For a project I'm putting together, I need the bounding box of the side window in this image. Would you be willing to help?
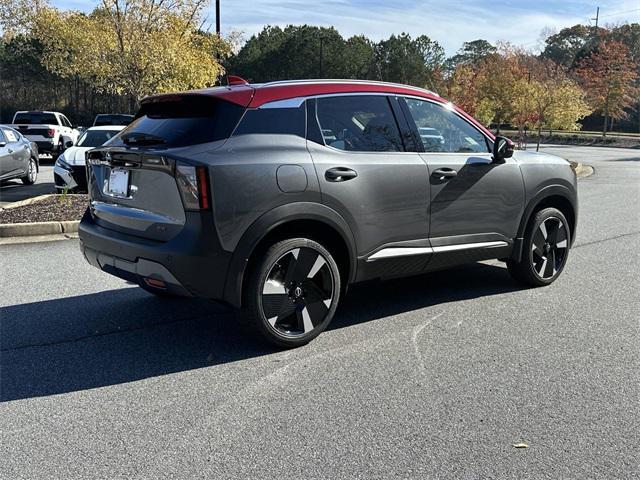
[3,129,18,143]
[61,115,72,128]
[403,98,489,154]
[0,130,6,143]
[233,103,305,138]
[315,95,404,152]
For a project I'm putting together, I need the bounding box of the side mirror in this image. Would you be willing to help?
[0,141,6,148]
[65,140,74,149]
[492,135,514,163]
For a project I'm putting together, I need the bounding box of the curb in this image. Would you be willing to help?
[0,194,58,211]
[0,220,79,238]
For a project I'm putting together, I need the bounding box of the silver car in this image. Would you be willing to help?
[0,126,39,185]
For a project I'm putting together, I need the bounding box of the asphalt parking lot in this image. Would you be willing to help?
[0,145,638,479]
[0,157,55,206]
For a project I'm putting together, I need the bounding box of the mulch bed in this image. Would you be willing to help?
[0,195,88,224]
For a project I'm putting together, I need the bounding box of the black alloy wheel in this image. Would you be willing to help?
[531,216,569,280]
[507,207,571,286]
[244,238,341,348]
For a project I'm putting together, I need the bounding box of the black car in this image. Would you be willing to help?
[0,126,39,185]
[79,79,577,348]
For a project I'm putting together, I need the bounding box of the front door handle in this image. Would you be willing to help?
[326,167,358,182]
[432,168,457,179]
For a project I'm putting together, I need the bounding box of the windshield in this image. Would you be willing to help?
[14,112,57,124]
[107,97,244,148]
[77,129,121,147]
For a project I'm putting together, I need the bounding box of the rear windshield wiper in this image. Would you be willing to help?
[122,133,166,146]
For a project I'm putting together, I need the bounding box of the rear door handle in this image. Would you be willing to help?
[432,168,457,179]
[326,167,357,182]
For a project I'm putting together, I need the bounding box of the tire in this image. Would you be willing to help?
[243,238,341,348]
[21,157,38,185]
[51,141,63,161]
[507,207,571,286]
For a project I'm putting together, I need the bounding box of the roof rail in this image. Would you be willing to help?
[260,79,439,97]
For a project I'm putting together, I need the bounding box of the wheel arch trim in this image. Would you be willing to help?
[222,202,357,308]
[512,184,578,262]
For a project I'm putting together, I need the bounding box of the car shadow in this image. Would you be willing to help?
[0,262,523,402]
[0,179,55,203]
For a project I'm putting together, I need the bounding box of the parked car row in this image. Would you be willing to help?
[1,110,134,190]
[54,125,125,191]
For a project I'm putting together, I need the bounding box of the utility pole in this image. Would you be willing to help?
[215,0,221,36]
[319,37,325,78]
[591,6,599,28]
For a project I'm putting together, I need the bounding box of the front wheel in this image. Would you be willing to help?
[21,157,38,185]
[507,207,571,286]
[243,238,341,348]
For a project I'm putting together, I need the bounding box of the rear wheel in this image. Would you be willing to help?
[21,157,38,185]
[507,207,570,286]
[243,238,341,348]
[51,141,64,161]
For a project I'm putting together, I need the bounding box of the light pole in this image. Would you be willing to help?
[215,0,220,37]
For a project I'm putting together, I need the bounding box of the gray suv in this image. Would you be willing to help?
[79,79,577,347]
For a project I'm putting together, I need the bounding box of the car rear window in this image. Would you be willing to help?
[13,112,58,124]
[107,97,244,148]
[94,115,134,126]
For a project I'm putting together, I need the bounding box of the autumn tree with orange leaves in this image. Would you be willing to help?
[574,40,639,138]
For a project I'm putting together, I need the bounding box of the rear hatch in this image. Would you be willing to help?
[86,93,246,242]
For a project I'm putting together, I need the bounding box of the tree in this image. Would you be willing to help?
[574,40,639,137]
[375,33,445,89]
[26,0,230,103]
[444,39,496,74]
[227,25,353,81]
[528,76,591,151]
[541,24,599,69]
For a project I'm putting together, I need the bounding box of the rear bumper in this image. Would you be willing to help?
[78,209,233,300]
[35,139,55,152]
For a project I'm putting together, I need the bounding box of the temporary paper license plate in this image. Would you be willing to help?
[107,168,129,196]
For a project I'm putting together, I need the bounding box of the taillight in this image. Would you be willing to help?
[176,163,210,210]
[47,128,55,138]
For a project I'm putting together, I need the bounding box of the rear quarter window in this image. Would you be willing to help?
[233,104,305,138]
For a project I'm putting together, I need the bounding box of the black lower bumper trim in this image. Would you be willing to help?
[82,245,192,297]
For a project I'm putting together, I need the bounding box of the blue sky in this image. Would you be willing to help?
[50,0,640,54]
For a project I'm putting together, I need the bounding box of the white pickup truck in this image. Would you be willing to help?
[9,111,80,159]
